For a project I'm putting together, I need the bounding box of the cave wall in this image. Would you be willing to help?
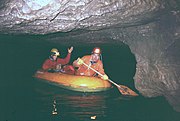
[0,0,165,34]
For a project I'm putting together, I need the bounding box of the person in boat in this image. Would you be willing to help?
[73,47,109,80]
[42,47,75,74]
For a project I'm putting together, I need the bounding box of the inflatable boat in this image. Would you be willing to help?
[34,70,112,92]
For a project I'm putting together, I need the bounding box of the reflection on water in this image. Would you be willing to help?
[35,85,110,121]
[52,100,57,115]
[57,94,107,120]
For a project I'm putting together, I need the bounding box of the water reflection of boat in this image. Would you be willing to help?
[34,70,112,92]
[54,93,108,120]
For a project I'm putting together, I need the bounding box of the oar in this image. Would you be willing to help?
[81,61,138,96]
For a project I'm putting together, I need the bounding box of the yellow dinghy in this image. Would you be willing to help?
[34,70,112,92]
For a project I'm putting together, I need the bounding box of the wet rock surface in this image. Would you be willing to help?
[0,0,165,34]
[0,0,180,111]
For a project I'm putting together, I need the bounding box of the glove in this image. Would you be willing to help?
[77,58,84,65]
[101,75,108,80]
[68,46,73,53]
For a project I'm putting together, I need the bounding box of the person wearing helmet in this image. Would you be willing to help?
[42,47,75,74]
[73,47,108,80]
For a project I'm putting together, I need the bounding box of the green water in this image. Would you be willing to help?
[0,34,179,121]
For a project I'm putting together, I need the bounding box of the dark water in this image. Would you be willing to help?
[0,34,180,121]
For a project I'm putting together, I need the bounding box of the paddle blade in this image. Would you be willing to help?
[118,85,138,96]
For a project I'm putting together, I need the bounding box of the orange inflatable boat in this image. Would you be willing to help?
[34,70,112,92]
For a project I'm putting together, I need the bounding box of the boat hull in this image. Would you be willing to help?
[34,70,112,92]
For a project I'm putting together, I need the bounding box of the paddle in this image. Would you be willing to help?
[79,59,138,96]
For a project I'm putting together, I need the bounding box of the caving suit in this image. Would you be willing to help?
[73,55,105,77]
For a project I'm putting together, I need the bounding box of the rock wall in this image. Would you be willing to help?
[0,0,164,34]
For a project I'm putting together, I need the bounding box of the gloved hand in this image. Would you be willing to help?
[101,74,108,80]
[68,46,73,53]
[77,58,84,65]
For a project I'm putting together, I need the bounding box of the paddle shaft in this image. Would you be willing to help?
[82,62,124,90]
[81,61,138,96]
